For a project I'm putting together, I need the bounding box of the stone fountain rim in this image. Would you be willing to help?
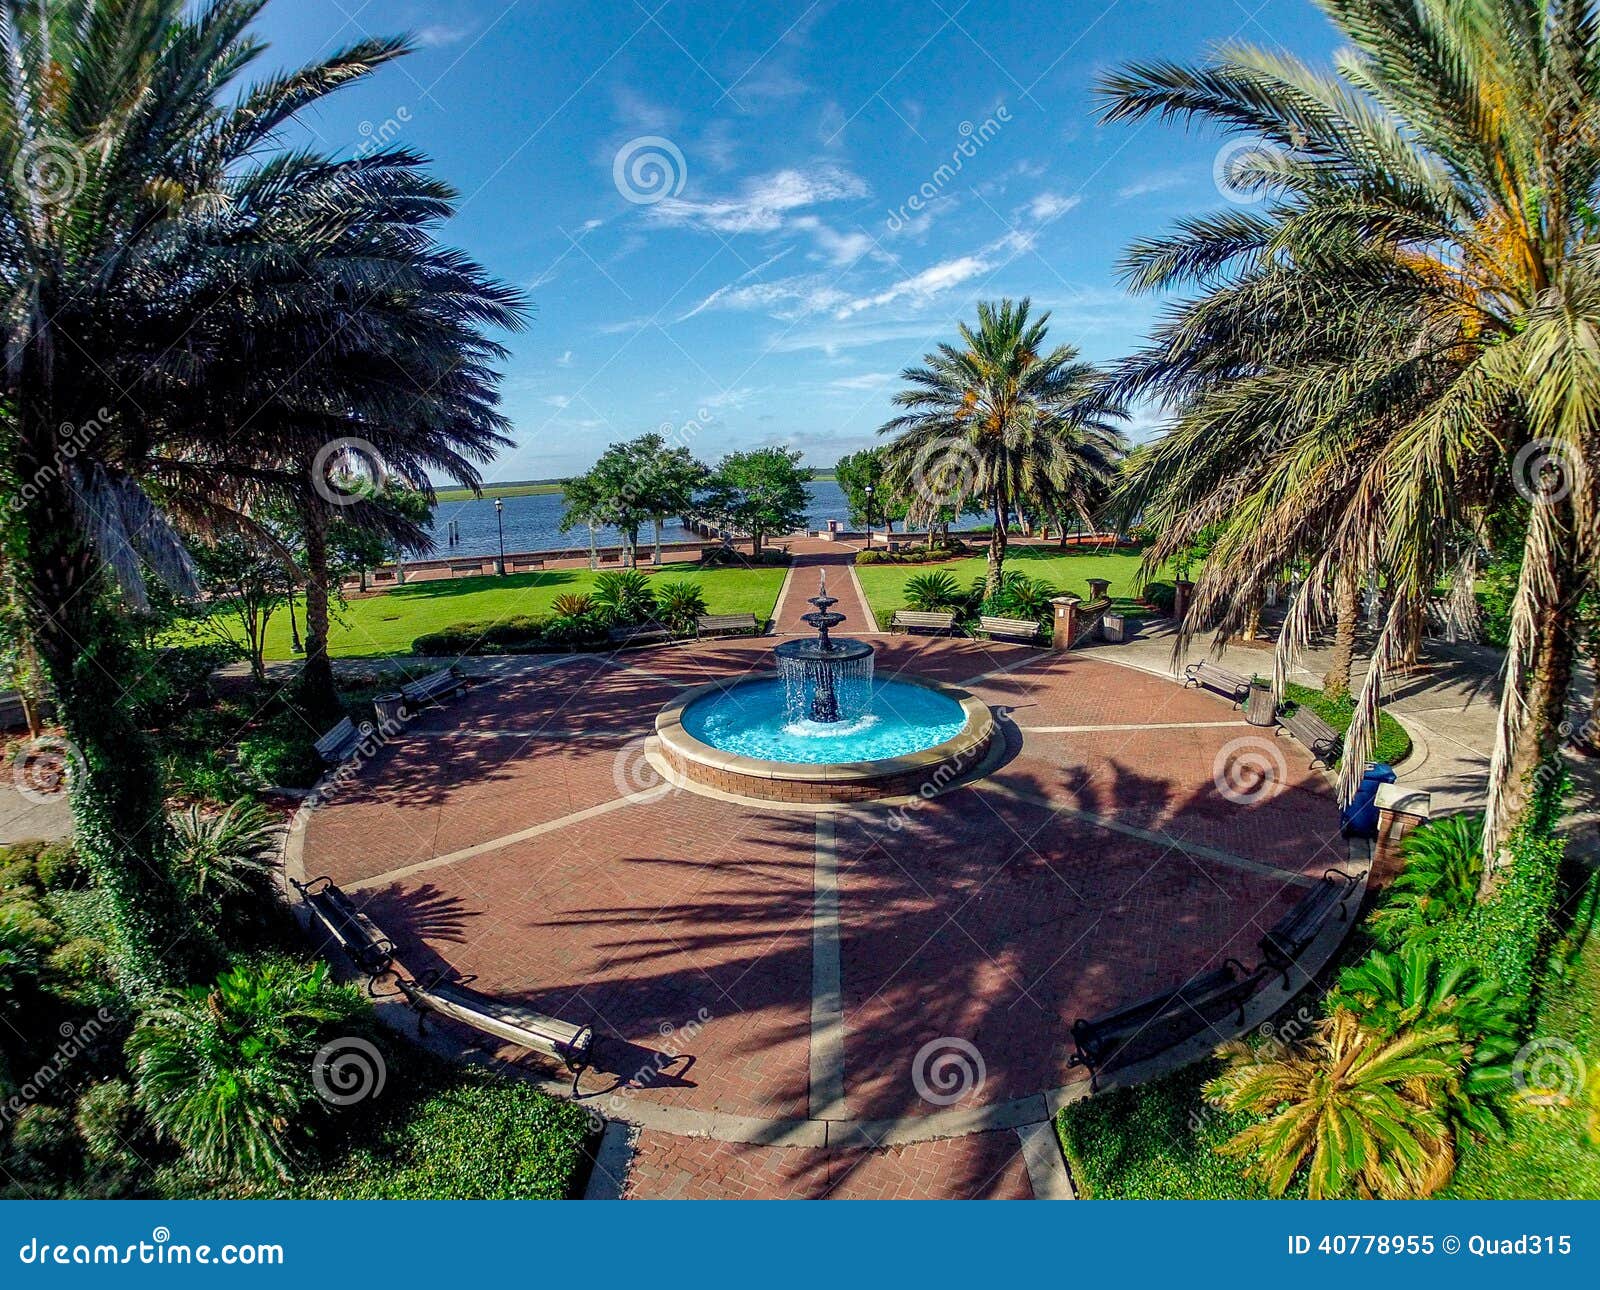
[654,670,995,785]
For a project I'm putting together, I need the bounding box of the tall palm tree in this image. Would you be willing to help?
[1206,1011,1461,1198]
[879,299,1128,597]
[1099,0,1600,873]
[0,0,519,989]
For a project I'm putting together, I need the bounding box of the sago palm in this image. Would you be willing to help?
[1206,1010,1461,1198]
[1099,0,1600,874]
[879,299,1128,597]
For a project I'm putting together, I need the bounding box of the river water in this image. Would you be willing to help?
[425,480,977,559]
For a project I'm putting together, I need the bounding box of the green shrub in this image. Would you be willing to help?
[1142,580,1176,612]
[168,799,278,934]
[6,1105,80,1184]
[550,592,595,619]
[903,571,961,611]
[74,1080,148,1166]
[983,571,1057,620]
[235,731,322,789]
[854,550,882,564]
[127,957,373,1181]
[591,570,656,624]
[653,580,708,633]
[33,842,85,891]
[1368,813,1483,948]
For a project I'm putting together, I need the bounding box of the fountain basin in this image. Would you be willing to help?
[655,672,995,804]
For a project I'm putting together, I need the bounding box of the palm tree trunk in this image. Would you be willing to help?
[653,515,663,567]
[298,502,341,719]
[17,404,216,991]
[1324,566,1359,698]
[1481,549,1583,880]
[985,493,1009,598]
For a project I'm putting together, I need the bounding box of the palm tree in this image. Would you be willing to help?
[0,1,517,988]
[879,299,1128,598]
[1206,1010,1461,1198]
[1099,0,1600,873]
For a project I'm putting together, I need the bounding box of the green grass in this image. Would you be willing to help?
[1281,681,1414,768]
[432,479,567,502]
[253,565,787,659]
[854,547,1150,627]
[1056,1061,1287,1199]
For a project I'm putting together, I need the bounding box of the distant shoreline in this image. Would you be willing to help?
[433,469,837,504]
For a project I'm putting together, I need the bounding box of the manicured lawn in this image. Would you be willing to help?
[853,547,1150,627]
[257,565,787,659]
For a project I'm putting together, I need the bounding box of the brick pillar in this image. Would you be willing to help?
[1172,579,1194,621]
[1049,595,1082,650]
[1374,784,1431,869]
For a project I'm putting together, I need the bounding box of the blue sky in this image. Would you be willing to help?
[257,0,1340,480]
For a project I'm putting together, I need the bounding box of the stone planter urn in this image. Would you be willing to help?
[1171,579,1195,621]
[1086,577,1111,603]
[1245,679,1276,728]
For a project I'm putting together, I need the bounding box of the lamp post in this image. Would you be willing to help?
[863,482,874,549]
[495,497,506,575]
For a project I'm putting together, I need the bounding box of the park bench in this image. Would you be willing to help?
[1183,660,1252,707]
[400,665,469,715]
[398,971,594,1085]
[1277,704,1344,768]
[290,876,396,977]
[697,612,761,638]
[448,560,485,578]
[890,610,957,635]
[978,615,1042,644]
[371,569,397,584]
[1259,869,1364,987]
[607,621,673,648]
[507,557,544,574]
[1067,959,1266,1090]
[313,716,367,766]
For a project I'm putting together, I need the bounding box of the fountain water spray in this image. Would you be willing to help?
[772,571,875,724]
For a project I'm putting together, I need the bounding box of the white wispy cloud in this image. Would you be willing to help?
[682,275,850,322]
[1116,169,1190,200]
[649,164,868,235]
[828,372,896,390]
[553,350,574,367]
[1026,191,1081,222]
[415,24,472,48]
[834,255,989,319]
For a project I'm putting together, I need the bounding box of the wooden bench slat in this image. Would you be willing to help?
[978,615,1041,642]
[401,976,593,1072]
[891,610,957,634]
[400,666,468,710]
[1184,660,1251,705]
[313,717,363,765]
[1278,706,1343,767]
[696,613,760,638]
[292,877,395,976]
[1260,869,1362,986]
[608,622,672,645]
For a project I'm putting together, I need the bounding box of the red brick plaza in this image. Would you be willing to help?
[298,551,1349,1199]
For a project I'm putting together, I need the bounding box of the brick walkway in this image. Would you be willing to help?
[297,573,1348,1199]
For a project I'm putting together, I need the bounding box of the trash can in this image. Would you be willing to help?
[1341,762,1397,837]
[1245,679,1276,727]
[1101,612,1126,643]
[373,691,406,730]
